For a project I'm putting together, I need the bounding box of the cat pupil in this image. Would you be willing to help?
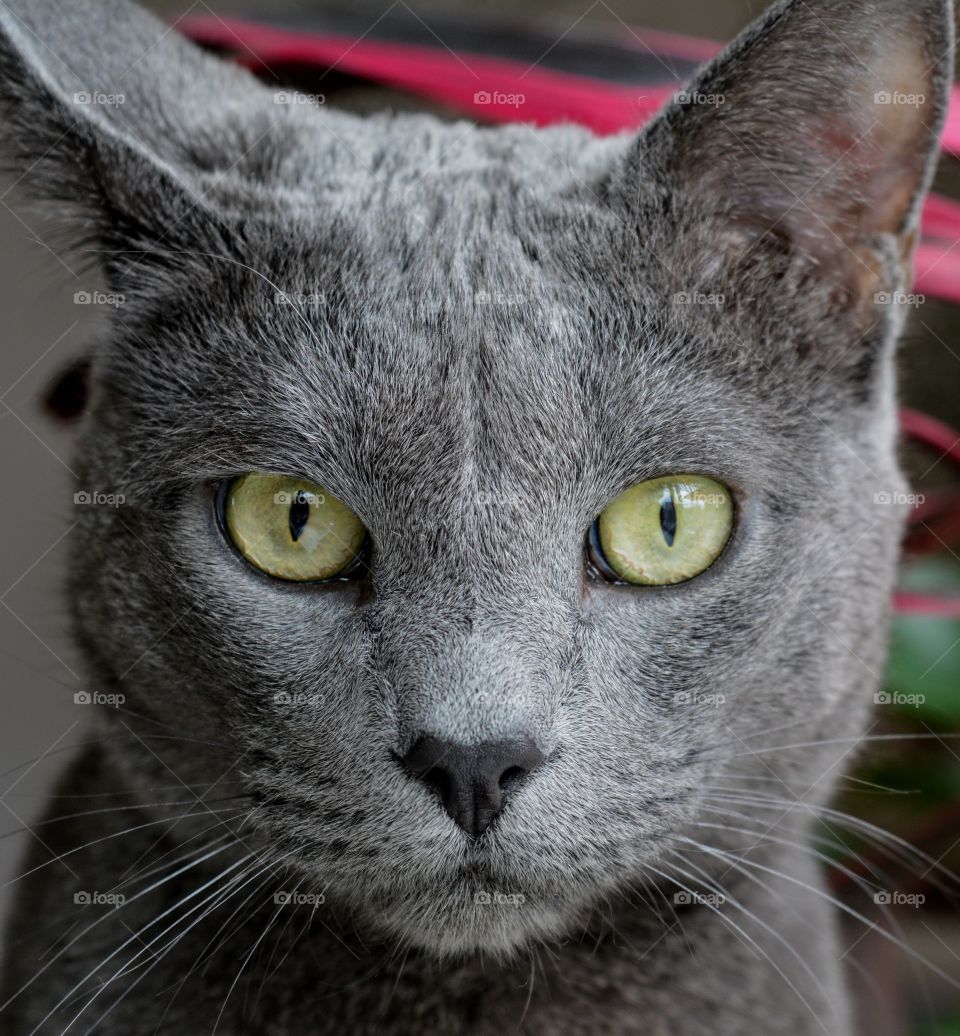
[659,491,677,547]
[289,491,311,542]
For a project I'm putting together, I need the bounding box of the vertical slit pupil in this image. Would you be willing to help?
[659,490,677,547]
[289,491,311,542]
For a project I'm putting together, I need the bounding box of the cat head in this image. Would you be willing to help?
[0,0,951,957]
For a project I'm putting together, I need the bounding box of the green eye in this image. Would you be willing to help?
[223,474,367,582]
[591,475,733,586]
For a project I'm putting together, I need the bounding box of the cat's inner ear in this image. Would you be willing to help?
[636,0,952,312]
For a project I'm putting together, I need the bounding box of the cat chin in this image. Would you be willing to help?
[358,893,586,960]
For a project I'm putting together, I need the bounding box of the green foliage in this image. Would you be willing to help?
[886,557,960,724]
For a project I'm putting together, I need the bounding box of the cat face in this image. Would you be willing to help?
[0,0,950,956]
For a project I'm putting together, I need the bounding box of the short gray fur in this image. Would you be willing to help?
[0,0,952,1032]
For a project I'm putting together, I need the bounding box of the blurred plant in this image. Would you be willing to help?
[827,413,960,1035]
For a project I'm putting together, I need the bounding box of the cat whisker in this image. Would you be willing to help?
[56,852,276,1032]
[0,794,253,845]
[0,838,245,1018]
[248,876,318,1019]
[0,807,252,892]
[618,866,689,940]
[699,731,960,760]
[0,827,246,956]
[673,830,960,992]
[642,858,833,1035]
[662,847,833,1004]
[667,834,938,1026]
[60,866,265,1027]
[693,797,903,888]
[672,810,929,991]
[212,871,305,1034]
[698,771,913,796]
[89,847,305,1035]
[192,862,297,983]
[109,812,260,898]
[676,824,937,1020]
[695,788,960,894]
[41,779,251,800]
[514,944,537,1034]
[0,729,247,790]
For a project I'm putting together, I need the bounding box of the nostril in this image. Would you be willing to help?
[498,766,526,792]
[421,767,451,805]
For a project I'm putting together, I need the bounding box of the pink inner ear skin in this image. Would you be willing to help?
[857,58,938,239]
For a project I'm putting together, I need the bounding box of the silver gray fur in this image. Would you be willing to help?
[0,0,952,1032]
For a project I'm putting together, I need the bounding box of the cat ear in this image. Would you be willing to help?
[628,0,953,319]
[0,0,296,283]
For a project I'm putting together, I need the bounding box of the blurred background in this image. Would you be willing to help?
[0,1,957,1033]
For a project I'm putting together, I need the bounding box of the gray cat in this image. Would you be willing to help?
[0,0,952,1032]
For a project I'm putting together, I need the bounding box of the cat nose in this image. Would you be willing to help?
[401,735,544,837]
